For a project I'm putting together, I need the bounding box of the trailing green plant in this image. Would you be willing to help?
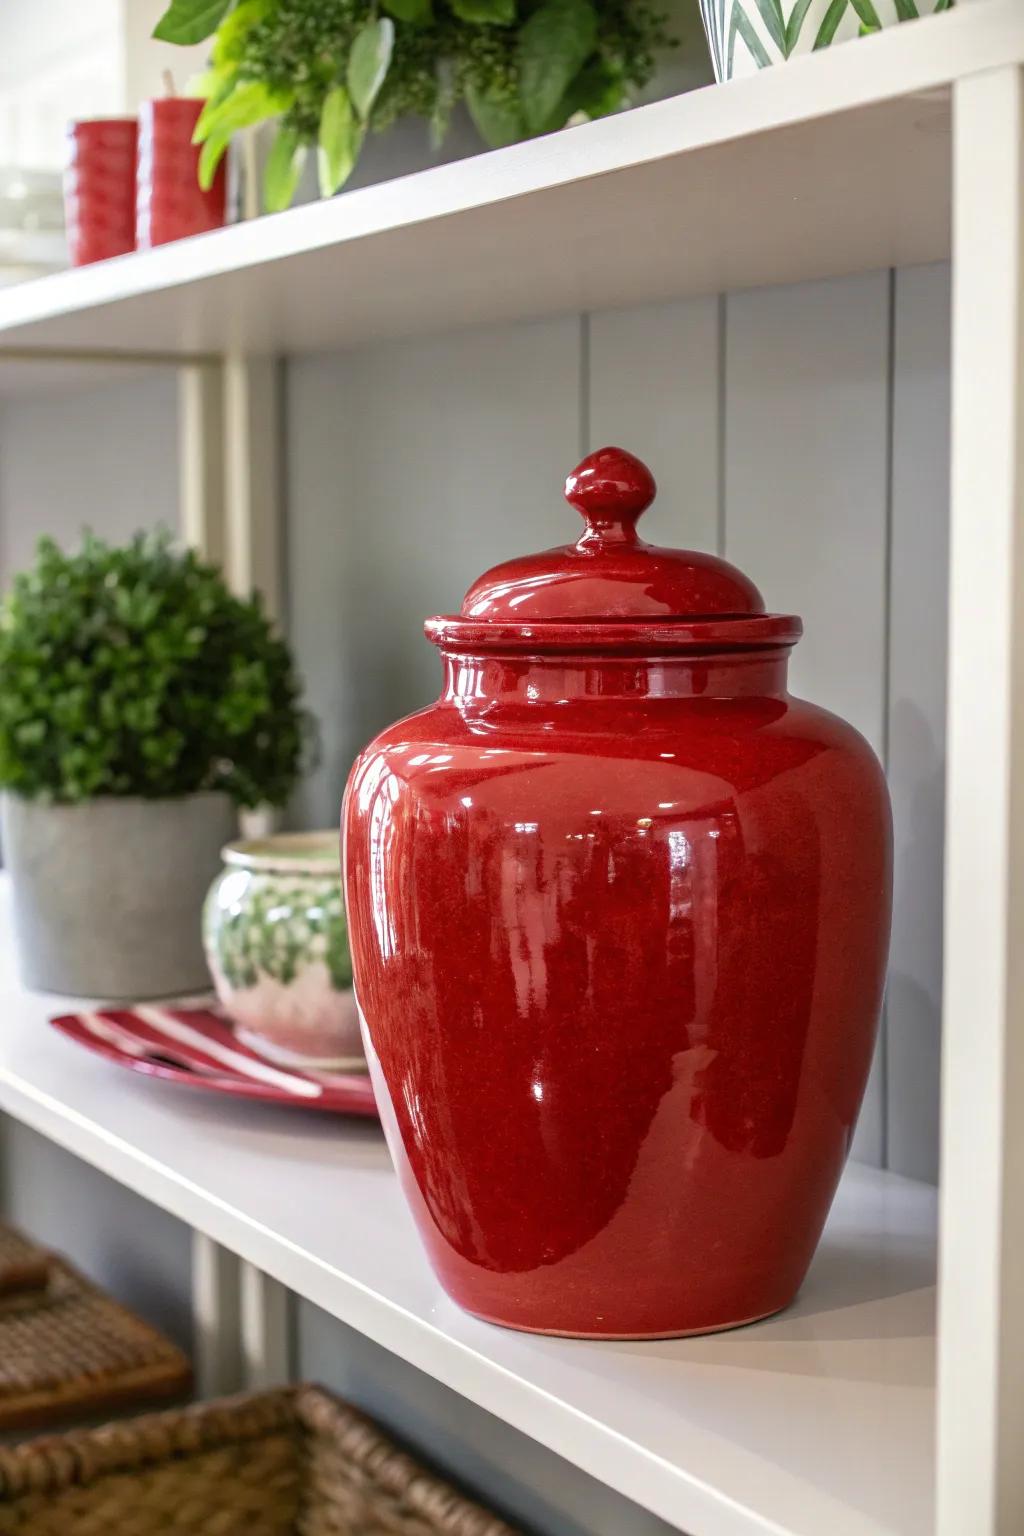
[153,0,675,210]
[0,531,310,808]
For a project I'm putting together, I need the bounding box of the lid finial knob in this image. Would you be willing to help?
[565,447,657,546]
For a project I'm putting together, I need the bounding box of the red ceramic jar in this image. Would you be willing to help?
[63,118,138,266]
[344,447,892,1338]
[136,98,226,249]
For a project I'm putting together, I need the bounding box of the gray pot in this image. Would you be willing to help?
[2,792,237,998]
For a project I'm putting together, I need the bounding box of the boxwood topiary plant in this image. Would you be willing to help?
[0,530,309,808]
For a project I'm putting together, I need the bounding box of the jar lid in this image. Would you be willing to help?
[427,447,800,654]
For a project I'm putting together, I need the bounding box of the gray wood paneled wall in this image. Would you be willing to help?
[287,262,951,1183]
[0,370,180,573]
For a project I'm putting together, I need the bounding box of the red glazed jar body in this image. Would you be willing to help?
[343,450,892,1338]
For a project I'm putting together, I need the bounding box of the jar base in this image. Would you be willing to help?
[460,1300,789,1341]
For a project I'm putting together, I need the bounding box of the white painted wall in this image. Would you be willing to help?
[0,0,209,171]
[0,0,119,170]
[118,0,211,109]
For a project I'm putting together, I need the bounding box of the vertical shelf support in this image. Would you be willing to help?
[178,361,226,567]
[939,63,1024,1536]
[180,352,284,851]
[223,354,284,622]
[239,1260,292,1389]
[180,353,287,1391]
[178,354,283,619]
[191,1240,292,1393]
[190,1232,244,1397]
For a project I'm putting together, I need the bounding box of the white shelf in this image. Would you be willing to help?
[0,883,935,1536]
[0,2,1018,369]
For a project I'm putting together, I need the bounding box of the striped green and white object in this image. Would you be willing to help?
[700,0,953,81]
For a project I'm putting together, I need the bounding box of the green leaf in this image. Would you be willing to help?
[813,0,849,47]
[198,130,231,190]
[263,127,307,212]
[347,18,394,122]
[532,58,614,134]
[451,0,515,21]
[211,0,269,63]
[558,57,625,123]
[194,78,291,192]
[430,59,456,149]
[519,0,597,135]
[466,82,525,148]
[193,80,286,144]
[752,0,787,54]
[152,0,233,46]
[892,0,919,16]
[318,85,360,196]
[784,0,816,54]
[382,0,433,23]
[849,0,882,27]
[728,5,772,69]
[185,68,227,98]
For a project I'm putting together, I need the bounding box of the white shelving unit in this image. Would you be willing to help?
[0,0,1005,366]
[0,881,937,1536]
[0,4,1021,1533]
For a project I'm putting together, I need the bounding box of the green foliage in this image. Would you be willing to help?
[157,0,674,204]
[382,0,434,24]
[193,79,289,187]
[263,125,307,210]
[318,83,360,193]
[0,531,310,809]
[348,18,395,121]
[519,0,597,133]
[450,0,515,23]
[154,0,234,44]
[465,79,523,145]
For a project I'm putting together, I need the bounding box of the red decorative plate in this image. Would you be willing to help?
[50,1004,378,1118]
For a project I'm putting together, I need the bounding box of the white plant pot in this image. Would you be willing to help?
[699,0,952,82]
[2,792,237,998]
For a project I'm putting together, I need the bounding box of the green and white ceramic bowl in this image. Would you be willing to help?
[700,0,951,81]
[202,832,364,1072]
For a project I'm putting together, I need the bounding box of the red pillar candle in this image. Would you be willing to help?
[63,118,138,266]
[136,98,227,249]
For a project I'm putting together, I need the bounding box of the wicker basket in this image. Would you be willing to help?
[0,1229,48,1300]
[0,1249,191,1433]
[0,1385,520,1535]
